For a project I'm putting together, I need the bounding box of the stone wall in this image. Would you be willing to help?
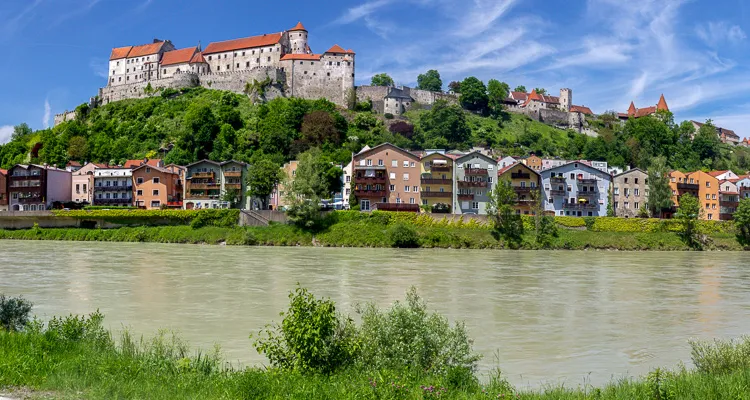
[53,111,77,127]
[98,73,200,104]
[405,88,458,106]
[198,67,284,93]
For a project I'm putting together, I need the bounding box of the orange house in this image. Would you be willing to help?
[132,164,183,209]
[523,154,543,172]
[668,171,699,209]
[687,171,720,221]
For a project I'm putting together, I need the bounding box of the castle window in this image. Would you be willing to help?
[118,77,121,82]
[337,62,340,66]
[256,58,260,63]
[327,72,330,77]
[246,62,250,67]
[311,62,314,65]
[242,51,245,56]
[163,69,166,74]
[234,53,237,57]
[223,54,227,59]
[299,61,303,65]
[236,63,240,68]
[226,64,230,70]
[117,61,120,66]
[260,49,263,53]
[127,76,129,80]
[267,57,271,62]
[111,78,114,82]
[126,68,129,73]
[252,50,255,54]
[304,71,308,74]
[217,66,220,71]
[208,56,212,60]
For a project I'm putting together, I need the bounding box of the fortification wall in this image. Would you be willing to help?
[53,111,76,127]
[355,86,389,107]
[197,67,284,93]
[98,73,199,104]
[407,88,458,105]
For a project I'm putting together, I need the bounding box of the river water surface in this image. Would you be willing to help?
[1,240,749,387]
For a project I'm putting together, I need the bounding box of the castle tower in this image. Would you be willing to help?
[656,94,669,111]
[559,88,572,112]
[289,22,308,54]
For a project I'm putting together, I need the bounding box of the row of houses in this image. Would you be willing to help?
[0,159,257,211]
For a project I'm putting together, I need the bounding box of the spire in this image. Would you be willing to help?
[289,21,307,32]
[628,101,636,116]
[656,94,669,111]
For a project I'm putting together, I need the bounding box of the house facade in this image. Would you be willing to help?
[270,160,299,210]
[0,169,7,211]
[687,171,720,221]
[419,152,454,212]
[133,164,183,209]
[93,167,133,207]
[523,154,543,172]
[497,156,517,169]
[455,151,497,215]
[342,160,353,207]
[183,160,249,210]
[719,180,739,221]
[71,163,101,205]
[612,168,649,218]
[498,162,541,215]
[7,165,72,211]
[668,171,699,213]
[540,161,612,217]
[352,143,421,212]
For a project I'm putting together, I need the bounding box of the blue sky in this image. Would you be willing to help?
[1,0,749,143]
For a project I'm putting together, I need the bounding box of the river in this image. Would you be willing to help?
[1,240,749,387]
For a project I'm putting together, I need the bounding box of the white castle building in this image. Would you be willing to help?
[101,22,356,107]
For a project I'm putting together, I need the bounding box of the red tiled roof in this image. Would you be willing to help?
[289,21,307,32]
[280,53,322,61]
[110,46,133,60]
[496,163,518,176]
[190,52,206,64]
[346,49,355,54]
[129,41,168,58]
[656,94,669,111]
[124,159,162,169]
[523,91,560,107]
[707,170,729,177]
[510,92,528,101]
[0,169,7,176]
[203,32,283,55]
[66,161,82,167]
[160,47,197,66]
[325,44,347,54]
[570,105,594,115]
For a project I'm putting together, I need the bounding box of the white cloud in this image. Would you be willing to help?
[0,126,13,144]
[334,0,394,24]
[2,0,44,36]
[696,21,747,47]
[89,58,108,79]
[43,99,51,129]
[452,0,517,37]
[52,0,100,28]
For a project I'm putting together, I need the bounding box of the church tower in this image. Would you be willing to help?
[289,22,309,54]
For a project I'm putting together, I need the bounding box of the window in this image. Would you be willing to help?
[410,162,415,168]
[151,201,161,208]
[345,176,351,183]
[624,201,629,209]
[83,184,87,193]
[152,190,159,196]
[396,198,401,204]
[76,184,80,193]
[712,194,716,200]
[403,173,409,181]
[366,159,372,166]
[237,63,240,68]
[624,178,628,184]
[389,172,396,179]
[471,202,479,209]
[136,177,144,184]
[614,187,619,195]
[391,160,398,167]
[405,186,410,192]
[153,177,160,184]
[708,213,713,220]
[246,62,250,67]
[413,186,418,192]
[409,198,415,204]
[488,177,493,183]
[217,66,220,71]
[378,159,384,166]
[403,161,409,168]
[634,202,639,209]
[267,57,271,62]
[706,194,710,200]
[635,178,639,184]
[389,184,395,191]
[706,181,711,187]
[570,173,575,179]
[634,188,640,196]
[136,190,143,196]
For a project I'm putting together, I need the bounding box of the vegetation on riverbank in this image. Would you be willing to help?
[2,290,750,399]
[0,210,745,250]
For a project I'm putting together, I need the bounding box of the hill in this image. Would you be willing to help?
[1,87,748,173]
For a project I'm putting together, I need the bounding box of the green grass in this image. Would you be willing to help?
[3,322,750,399]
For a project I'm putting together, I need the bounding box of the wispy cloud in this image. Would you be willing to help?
[2,0,44,36]
[43,99,51,129]
[334,0,394,24]
[135,0,155,13]
[696,21,747,47]
[453,0,517,38]
[0,126,13,144]
[89,58,108,79]
[51,0,100,28]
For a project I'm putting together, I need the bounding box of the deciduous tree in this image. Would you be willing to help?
[675,193,703,249]
[647,156,673,218]
[513,85,526,93]
[487,179,524,248]
[416,69,443,92]
[370,73,394,87]
[735,198,750,247]
[458,77,488,112]
[487,79,510,114]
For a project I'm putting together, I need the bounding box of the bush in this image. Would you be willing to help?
[690,336,750,374]
[357,287,481,378]
[384,113,394,119]
[45,310,110,347]
[0,294,33,332]
[389,223,420,248]
[252,287,358,374]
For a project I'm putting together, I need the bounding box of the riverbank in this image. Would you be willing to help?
[0,219,743,250]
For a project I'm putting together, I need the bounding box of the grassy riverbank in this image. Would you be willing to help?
[2,291,750,400]
[0,214,743,250]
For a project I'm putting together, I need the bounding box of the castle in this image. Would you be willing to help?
[99,22,356,107]
[503,88,597,136]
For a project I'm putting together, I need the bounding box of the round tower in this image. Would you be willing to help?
[289,22,308,54]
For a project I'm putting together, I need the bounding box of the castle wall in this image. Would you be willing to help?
[53,111,77,127]
[406,88,458,106]
[283,54,354,107]
[98,73,199,104]
[198,67,284,93]
[355,86,389,113]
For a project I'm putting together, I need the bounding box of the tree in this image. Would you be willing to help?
[647,156,673,218]
[735,198,750,247]
[11,123,33,142]
[0,294,33,332]
[370,73,394,87]
[534,88,547,95]
[417,100,471,149]
[487,179,524,247]
[675,193,703,249]
[222,188,240,208]
[531,190,557,247]
[513,85,526,93]
[458,77,488,112]
[285,148,341,229]
[181,104,219,161]
[247,157,284,210]
[300,111,345,149]
[448,81,461,93]
[67,136,88,161]
[487,79,510,115]
[692,120,721,165]
[416,69,442,92]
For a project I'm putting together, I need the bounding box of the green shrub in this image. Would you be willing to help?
[690,336,750,374]
[389,223,420,248]
[0,294,33,332]
[583,217,596,230]
[357,287,481,378]
[46,310,110,347]
[252,287,359,374]
[384,113,394,119]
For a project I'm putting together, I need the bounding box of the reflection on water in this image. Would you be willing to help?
[1,241,749,387]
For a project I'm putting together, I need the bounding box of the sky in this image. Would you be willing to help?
[1,0,749,144]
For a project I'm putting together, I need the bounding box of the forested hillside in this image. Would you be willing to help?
[1,87,748,173]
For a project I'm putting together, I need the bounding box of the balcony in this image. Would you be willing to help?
[430,165,451,172]
[458,180,488,188]
[191,171,215,179]
[549,189,566,196]
[16,197,42,204]
[167,201,183,207]
[421,178,452,185]
[511,172,531,179]
[458,194,474,201]
[550,176,566,183]
[94,185,133,192]
[513,187,536,194]
[563,202,598,210]
[577,178,598,184]
[464,168,488,175]
[577,190,598,197]
[10,174,42,180]
[188,183,220,190]
[187,194,221,200]
[356,175,387,184]
[375,203,420,212]
[223,171,242,178]
[224,183,242,190]
[677,182,700,191]
[422,191,452,198]
[354,189,386,198]
[354,165,387,170]
[95,198,133,205]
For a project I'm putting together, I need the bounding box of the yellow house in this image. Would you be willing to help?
[420,152,454,212]
[498,162,541,215]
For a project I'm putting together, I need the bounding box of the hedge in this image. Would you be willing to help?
[51,209,240,227]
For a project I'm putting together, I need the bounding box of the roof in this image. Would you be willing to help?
[190,52,206,64]
[66,161,82,167]
[622,96,669,118]
[456,150,497,164]
[543,160,612,178]
[203,32,283,55]
[496,163,517,176]
[325,44,346,53]
[613,167,646,178]
[707,170,729,177]
[509,92,528,102]
[691,121,740,139]
[280,53,322,61]
[570,105,594,115]
[289,21,307,32]
[385,87,412,100]
[128,41,169,58]
[131,163,178,174]
[522,91,560,107]
[160,47,197,66]
[0,169,7,176]
[656,94,669,111]
[110,46,133,60]
[124,159,162,169]
[354,143,419,161]
[186,159,221,168]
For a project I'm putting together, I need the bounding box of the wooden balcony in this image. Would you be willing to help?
[513,187,535,194]
[550,176,566,183]
[421,178,452,185]
[464,168,488,175]
[188,183,220,190]
[355,189,386,198]
[191,171,215,179]
[224,183,242,190]
[549,189,566,196]
[458,180,488,188]
[457,194,474,200]
[677,182,699,191]
[430,165,451,172]
[223,171,242,178]
[511,172,531,179]
[357,175,387,184]
[577,178,598,184]
[422,191,452,198]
